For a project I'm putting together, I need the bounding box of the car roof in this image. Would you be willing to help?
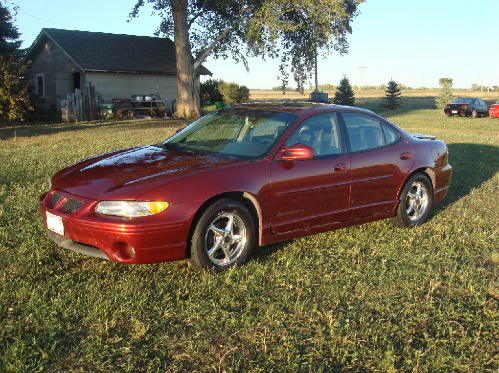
[228,101,378,118]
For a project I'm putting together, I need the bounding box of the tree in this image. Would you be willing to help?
[332,75,355,106]
[131,0,364,118]
[0,3,31,125]
[218,81,250,103]
[0,3,22,57]
[435,78,455,109]
[383,79,402,110]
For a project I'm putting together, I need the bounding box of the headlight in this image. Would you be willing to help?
[95,201,169,217]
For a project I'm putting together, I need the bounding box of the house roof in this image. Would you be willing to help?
[26,28,211,76]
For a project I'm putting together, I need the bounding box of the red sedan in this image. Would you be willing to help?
[489,101,499,118]
[40,103,452,272]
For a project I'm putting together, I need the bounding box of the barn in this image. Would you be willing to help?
[26,28,211,117]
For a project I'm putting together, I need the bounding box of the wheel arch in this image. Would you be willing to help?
[184,191,262,258]
[398,167,435,199]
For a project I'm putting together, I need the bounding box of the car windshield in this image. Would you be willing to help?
[162,107,298,160]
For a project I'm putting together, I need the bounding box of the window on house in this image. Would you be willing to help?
[36,73,45,98]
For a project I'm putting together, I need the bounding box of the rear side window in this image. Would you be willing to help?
[341,113,401,152]
[381,121,400,145]
[342,113,385,152]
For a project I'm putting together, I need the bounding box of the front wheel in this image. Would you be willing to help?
[471,109,478,118]
[390,173,433,227]
[189,199,255,272]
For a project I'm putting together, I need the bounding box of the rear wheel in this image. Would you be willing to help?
[390,173,433,227]
[189,199,255,272]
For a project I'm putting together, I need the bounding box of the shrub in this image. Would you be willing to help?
[218,82,250,104]
[200,79,224,104]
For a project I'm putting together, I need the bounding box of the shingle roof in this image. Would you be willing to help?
[26,28,211,75]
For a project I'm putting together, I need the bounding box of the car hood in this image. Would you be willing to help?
[52,145,238,200]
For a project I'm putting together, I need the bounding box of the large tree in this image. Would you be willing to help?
[131,0,364,118]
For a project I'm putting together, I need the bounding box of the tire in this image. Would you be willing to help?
[445,111,453,117]
[189,199,255,272]
[471,109,478,118]
[390,173,433,227]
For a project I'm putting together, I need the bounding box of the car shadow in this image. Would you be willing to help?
[434,143,499,210]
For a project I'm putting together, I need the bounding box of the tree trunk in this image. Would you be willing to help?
[171,0,201,118]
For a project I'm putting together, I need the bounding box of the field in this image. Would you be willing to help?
[1,94,499,372]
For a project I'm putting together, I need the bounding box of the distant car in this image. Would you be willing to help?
[489,101,499,118]
[39,103,452,272]
[444,97,489,118]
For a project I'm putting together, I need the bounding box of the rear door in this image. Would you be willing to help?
[340,112,414,219]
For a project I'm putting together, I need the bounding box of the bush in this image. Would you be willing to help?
[0,55,32,125]
[200,79,224,104]
[218,81,250,104]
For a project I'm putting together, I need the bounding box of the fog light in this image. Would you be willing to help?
[115,242,136,260]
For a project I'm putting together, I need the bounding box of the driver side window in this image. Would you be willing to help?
[285,113,344,157]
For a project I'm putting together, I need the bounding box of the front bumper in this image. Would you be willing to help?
[39,189,192,264]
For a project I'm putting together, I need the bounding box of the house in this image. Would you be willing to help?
[26,28,211,116]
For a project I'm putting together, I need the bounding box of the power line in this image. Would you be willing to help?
[357,64,367,89]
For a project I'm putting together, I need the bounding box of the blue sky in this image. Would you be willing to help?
[11,0,499,89]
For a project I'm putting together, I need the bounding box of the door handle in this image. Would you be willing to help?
[333,163,347,172]
[400,152,412,160]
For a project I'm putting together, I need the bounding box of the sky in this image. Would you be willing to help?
[9,0,499,90]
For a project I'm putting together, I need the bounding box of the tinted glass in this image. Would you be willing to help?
[163,108,298,160]
[286,112,343,157]
[381,121,400,145]
[342,113,385,152]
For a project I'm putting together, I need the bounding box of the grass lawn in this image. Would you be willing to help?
[1,96,498,372]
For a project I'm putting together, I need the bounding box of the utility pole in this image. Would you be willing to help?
[357,65,367,90]
[481,73,485,96]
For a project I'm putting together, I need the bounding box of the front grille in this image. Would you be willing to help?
[61,198,84,213]
[50,191,61,207]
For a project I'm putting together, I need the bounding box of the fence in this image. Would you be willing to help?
[61,84,98,122]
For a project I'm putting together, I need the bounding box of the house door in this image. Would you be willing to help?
[56,73,73,110]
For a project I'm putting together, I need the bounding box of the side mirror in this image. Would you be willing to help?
[275,143,315,161]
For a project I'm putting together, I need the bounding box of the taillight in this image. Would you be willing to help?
[445,104,450,108]
[461,105,468,109]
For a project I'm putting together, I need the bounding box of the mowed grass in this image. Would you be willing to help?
[1,97,498,372]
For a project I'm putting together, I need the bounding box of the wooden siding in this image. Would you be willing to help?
[85,72,178,112]
[27,41,81,114]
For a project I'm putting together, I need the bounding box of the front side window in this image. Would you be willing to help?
[285,112,344,157]
[36,73,45,98]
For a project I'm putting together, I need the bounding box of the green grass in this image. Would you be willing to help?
[1,101,498,372]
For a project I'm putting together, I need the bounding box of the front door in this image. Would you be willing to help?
[270,112,351,234]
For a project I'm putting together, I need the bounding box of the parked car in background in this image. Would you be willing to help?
[444,97,489,118]
[489,101,499,118]
[40,103,452,272]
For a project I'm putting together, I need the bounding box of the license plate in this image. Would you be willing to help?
[452,110,458,114]
[46,211,64,236]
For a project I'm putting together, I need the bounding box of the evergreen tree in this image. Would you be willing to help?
[0,3,22,56]
[332,75,355,106]
[435,78,455,109]
[0,3,31,125]
[383,79,402,110]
